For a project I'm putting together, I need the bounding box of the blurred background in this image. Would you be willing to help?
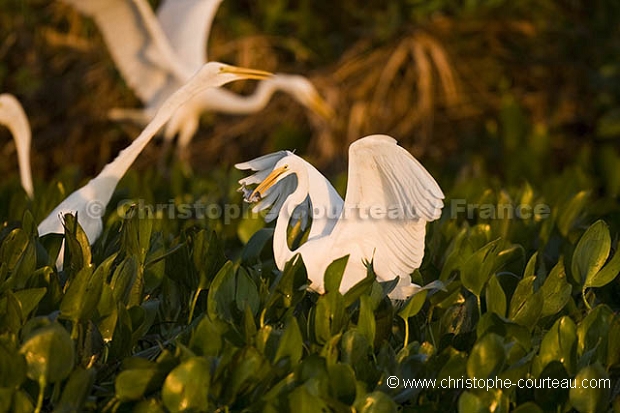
[1,0,620,197]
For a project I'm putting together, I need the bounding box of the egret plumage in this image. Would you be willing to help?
[38,62,271,266]
[0,94,34,198]
[63,0,332,156]
[237,134,444,300]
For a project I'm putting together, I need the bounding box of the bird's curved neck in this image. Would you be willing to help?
[273,170,309,269]
[203,80,278,114]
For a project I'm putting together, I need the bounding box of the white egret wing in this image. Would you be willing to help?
[157,0,223,71]
[333,134,444,281]
[63,0,191,104]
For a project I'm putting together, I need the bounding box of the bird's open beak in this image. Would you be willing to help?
[309,92,335,120]
[220,66,273,80]
[249,165,288,201]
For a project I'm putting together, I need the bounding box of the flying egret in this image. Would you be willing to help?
[238,135,445,300]
[0,94,34,198]
[63,0,332,156]
[37,62,271,266]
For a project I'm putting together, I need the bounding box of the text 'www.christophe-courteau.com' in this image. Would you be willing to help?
[386,376,611,392]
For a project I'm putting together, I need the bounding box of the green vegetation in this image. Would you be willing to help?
[1,0,620,411]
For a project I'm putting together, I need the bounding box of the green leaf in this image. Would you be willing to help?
[115,363,161,401]
[313,291,345,344]
[62,213,92,274]
[0,342,26,387]
[56,367,96,412]
[485,275,506,317]
[60,266,103,324]
[19,323,75,384]
[357,295,376,346]
[467,333,505,379]
[571,220,610,285]
[354,391,398,413]
[109,256,139,306]
[577,305,612,366]
[534,316,577,376]
[207,261,236,322]
[461,238,502,297]
[189,316,223,356]
[539,260,572,317]
[569,363,610,413]
[162,357,211,412]
[398,289,428,320]
[557,191,589,237]
[327,363,356,404]
[508,276,543,328]
[288,385,330,413]
[235,267,260,316]
[324,255,349,293]
[275,317,303,365]
[13,287,47,318]
[458,391,487,413]
[584,243,620,289]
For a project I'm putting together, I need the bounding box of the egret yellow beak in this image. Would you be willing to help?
[308,92,335,120]
[249,165,289,201]
[220,66,273,80]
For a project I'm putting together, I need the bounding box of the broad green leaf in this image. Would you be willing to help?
[539,260,571,317]
[0,343,26,387]
[485,275,506,317]
[569,364,610,413]
[194,230,227,290]
[109,256,138,305]
[523,251,538,278]
[288,385,330,413]
[60,266,103,324]
[357,295,376,346]
[19,323,75,384]
[398,290,428,320]
[56,367,96,412]
[461,238,502,297]
[534,316,577,376]
[0,228,36,290]
[533,361,570,410]
[576,305,612,365]
[571,220,610,285]
[207,261,236,322]
[162,357,211,412]
[115,363,161,401]
[508,276,543,328]
[189,316,223,356]
[226,346,268,400]
[235,267,260,315]
[274,317,303,365]
[467,333,505,379]
[512,402,543,413]
[313,291,345,344]
[557,191,589,237]
[240,227,273,264]
[607,314,620,368]
[354,391,398,413]
[324,255,349,293]
[584,243,620,289]
[327,363,356,405]
[62,213,92,274]
[458,391,487,413]
[13,287,47,318]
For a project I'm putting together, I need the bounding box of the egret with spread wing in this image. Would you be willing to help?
[0,94,34,198]
[64,0,332,156]
[38,62,271,266]
[238,135,444,300]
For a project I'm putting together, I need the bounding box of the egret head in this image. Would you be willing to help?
[270,74,334,120]
[197,62,273,87]
[247,155,307,203]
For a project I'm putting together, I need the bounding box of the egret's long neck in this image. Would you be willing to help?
[201,80,278,114]
[92,74,210,204]
[273,169,310,270]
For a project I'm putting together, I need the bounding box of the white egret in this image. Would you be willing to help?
[0,94,34,198]
[63,0,332,155]
[238,135,444,300]
[37,62,271,266]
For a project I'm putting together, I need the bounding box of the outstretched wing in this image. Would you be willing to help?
[333,134,444,280]
[157,0,223,71]
[63,0,191,104]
